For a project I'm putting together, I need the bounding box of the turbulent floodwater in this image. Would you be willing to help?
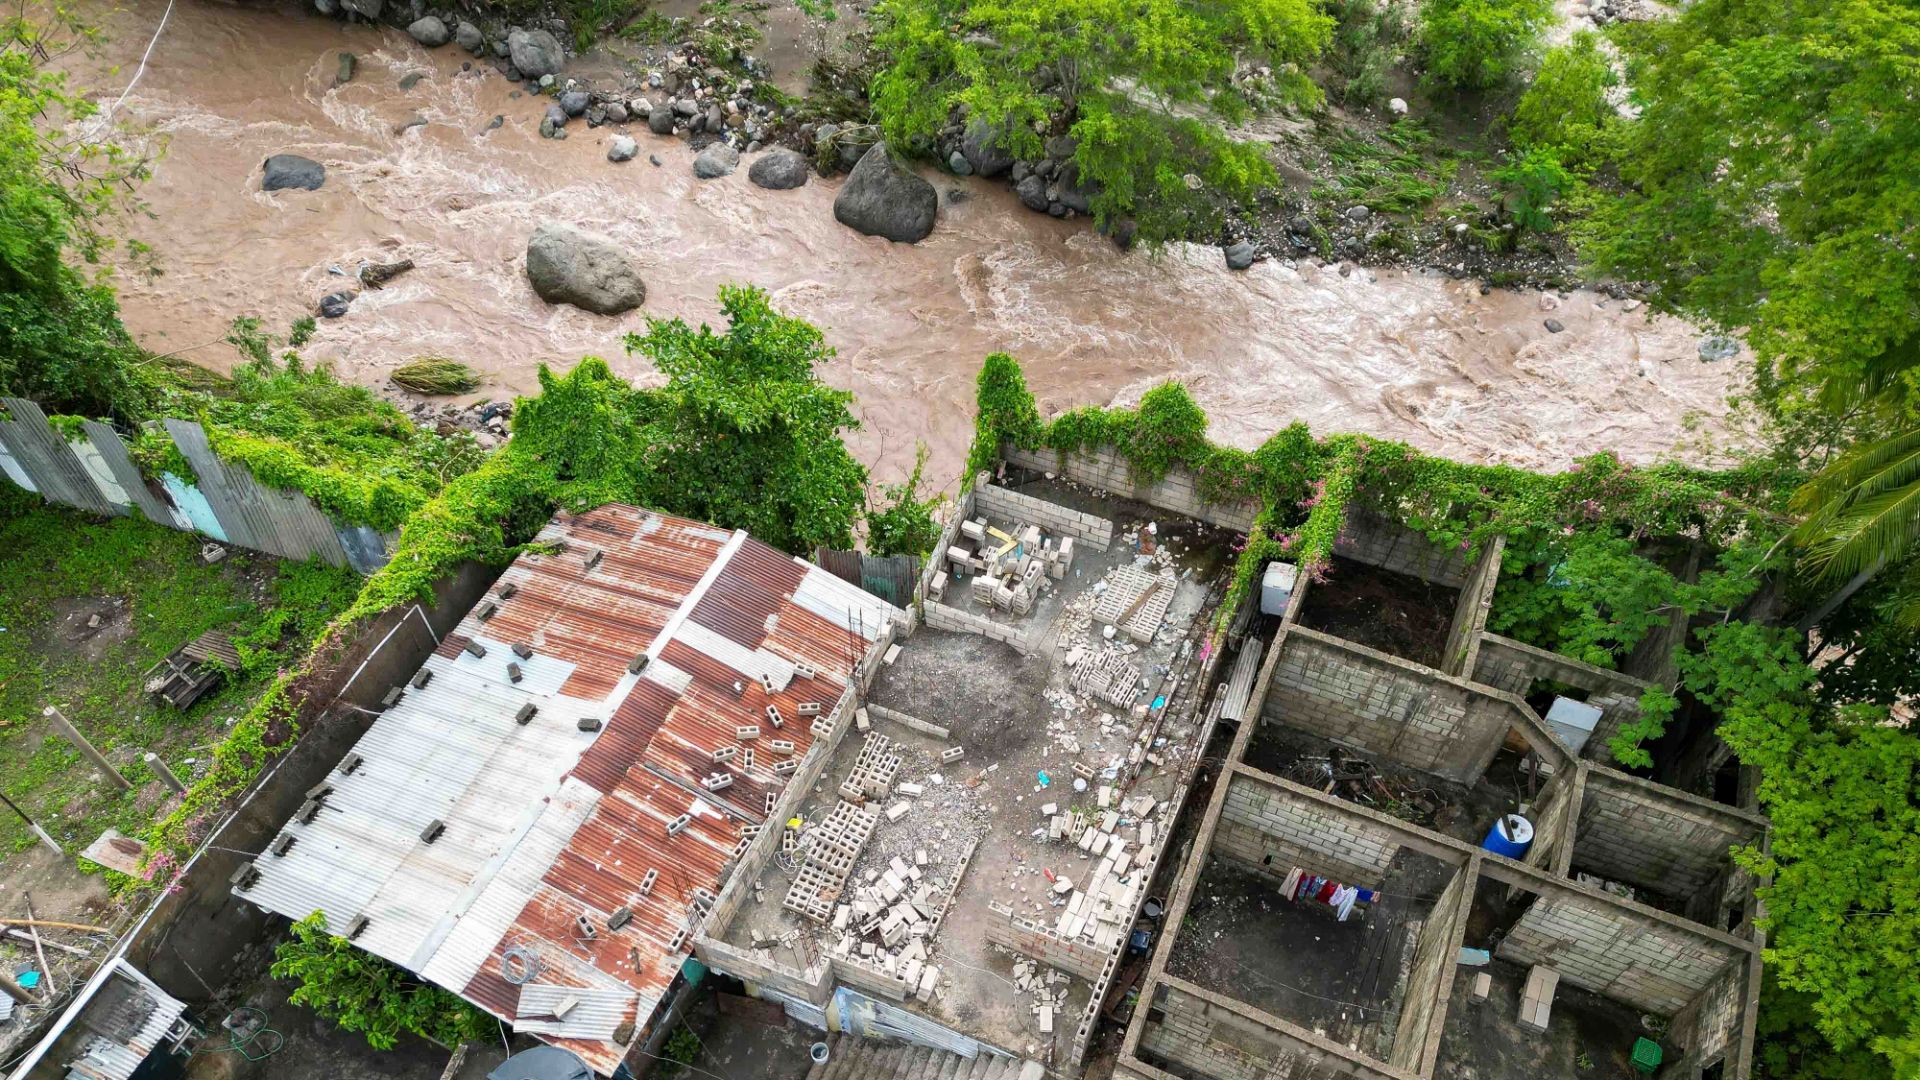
[74,0,1744,488]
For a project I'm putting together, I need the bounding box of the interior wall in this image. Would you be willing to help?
[1140,983,1397,1080]
[1470,634,1651,765]
[1574,771,1765,900]
[1214,772,1401,889]
[1493,889,1744,1015]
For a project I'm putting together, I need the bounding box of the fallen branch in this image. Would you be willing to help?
[3,929,90,956]
[0,917,111,934]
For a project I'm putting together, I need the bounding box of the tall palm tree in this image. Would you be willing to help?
[1791,426,1920,632]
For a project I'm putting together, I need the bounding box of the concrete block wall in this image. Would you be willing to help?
[1332,509,1475,588]
[923,599,1036,654]
[1002,445,1260,534]
[1140,983,1393,1080]
[984,911,1108,981]
[1667,961,1748,1079]
[974,482,1116,551]
[1388,866,1471,1072]
[1576,771,1764,899]
[916,485,977,604]
[1471,634,1652,765]
[1525,769,1578,874]
[1441,538,1504,678]
[1260,631,1510,785]
[1494,890,1743,1015]
[1215,773,1400,888]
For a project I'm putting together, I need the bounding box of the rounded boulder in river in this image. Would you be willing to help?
[60,0,1749,487]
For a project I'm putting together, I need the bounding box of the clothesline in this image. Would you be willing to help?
[1278,866,1378,921]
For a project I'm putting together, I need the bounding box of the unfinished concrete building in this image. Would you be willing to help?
[1112,506,1768,1080]
[692,466,1246,1071]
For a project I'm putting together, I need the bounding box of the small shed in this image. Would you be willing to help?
[13,959,196,1080]
[142,631,240,709]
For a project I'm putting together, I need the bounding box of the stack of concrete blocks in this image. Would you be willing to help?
[839,733,902,803]
[1071,644,1141,707]
[1518,965,1559,1033]
[782,800,879,922]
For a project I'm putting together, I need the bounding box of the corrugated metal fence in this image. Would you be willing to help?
[0,397,392,572]
[816,548,920,607]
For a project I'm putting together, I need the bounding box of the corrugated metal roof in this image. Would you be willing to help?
[61,962,189,1080]
[243,505,899,1076]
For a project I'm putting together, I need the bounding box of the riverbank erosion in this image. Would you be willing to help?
[72,0,1744,488]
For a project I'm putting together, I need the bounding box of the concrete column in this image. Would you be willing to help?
[42,707,131,791]
[143,752,187,794]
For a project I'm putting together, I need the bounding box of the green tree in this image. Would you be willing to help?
[1579,1,1920,428]
[1789,427,1920,630]
[868,0,1332,242]
[625,286,868,553]
[1509,30,1616,164]
[867,443,943,557]
[1490,146,1572,245]
[271,913,495,1050]
[1417,0,1553,91]
[967,351,1044,478]
[0,10,155,419]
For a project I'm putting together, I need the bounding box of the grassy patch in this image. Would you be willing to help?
[1315,123,1458,214]
[0,505,356,859]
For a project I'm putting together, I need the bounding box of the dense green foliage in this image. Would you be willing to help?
[1417,0,1553,91]
[0,11,154,420]
[1509,31,1617,165]
[0,506,355,857]
[1582,1,1920,431]
[867,444,943,558]
[273,913,495,1050]
[868,0,1332,241]
[1790,428,1920,606]
[626,285,869,553]
[1322,0,1409,106]
[390,356,482,395]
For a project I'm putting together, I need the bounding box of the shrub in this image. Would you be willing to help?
[1510,31,1617,164]
[1419,0,1554,92]
[272,913,495,1051]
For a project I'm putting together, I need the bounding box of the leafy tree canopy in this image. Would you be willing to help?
[625,285,868,554]
[272,913,495,1051]
[1417,0,1554,91]
[1580,0,1920,429]
[868,0,1332,242]
[1508,30,1617,165]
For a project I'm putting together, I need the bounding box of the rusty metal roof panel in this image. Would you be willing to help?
[241,505,899,1077]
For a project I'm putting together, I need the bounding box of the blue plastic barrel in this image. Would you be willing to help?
[1482,814,1534,859]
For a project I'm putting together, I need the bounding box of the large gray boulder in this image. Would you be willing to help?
[455,21,484,53]
[525,222,646,315]
[607,135,638,163]
[833,142,936,243]
[693,142,740,179]
[648,107,675,135]
[960,120,1014,178]
[339,0,381,18]
[507,28,565,80]
[748,148,808,190]
[408,16,450,47]
[262,153,325,191]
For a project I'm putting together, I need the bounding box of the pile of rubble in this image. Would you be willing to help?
[935,519,1075,616]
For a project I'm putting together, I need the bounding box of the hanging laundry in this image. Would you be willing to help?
[1281,867,1303,897]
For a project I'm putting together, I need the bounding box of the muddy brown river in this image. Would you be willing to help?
[73,0,1743,488]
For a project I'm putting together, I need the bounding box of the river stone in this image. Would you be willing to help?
[336,52,356,84]
[559,90,590,117]
[747,148,808,190]
[408,16,450,47]
[1544,318,1566,333]
[628,98,652,119]
[693,142,740,179]
[604,102,628,124]
[648,107,675,135]
[544,104,568,129]
[262,154,326,191]
[961,120,1014,178]
[1052,163,1093,214]
[314,0,339,15]
[608,135,638,162]
[1346,204,1372,223]
[525,222,645,314]
[948,150,972,176]
[318,292,353,318]
[455,21,484,53]
[340,0,381,18]
[507,28,565,80]
[1015,173,1048,212]
[833,142,937,243]
[1698,335,1739,362]
[1224,242,1255,271]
